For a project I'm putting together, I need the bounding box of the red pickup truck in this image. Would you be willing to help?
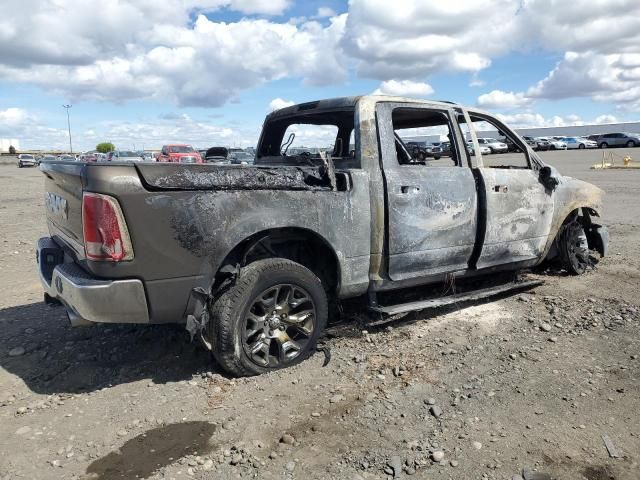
[157,144,203,163]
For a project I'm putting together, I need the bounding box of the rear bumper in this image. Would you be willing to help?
[37,237,150,325]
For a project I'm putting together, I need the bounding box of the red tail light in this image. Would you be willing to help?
[82,192,134,261]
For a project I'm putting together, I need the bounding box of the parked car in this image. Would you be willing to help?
[57,155,76,161]
[521,136,544,151]
[158,144,203,163]
[477,138,508,154]
[565,137,598,150]
[36,154,57,165]
[466,140,491,156]
[106,150,144,162]
[405,141,441,160]
[529,137,550,151]
[203,147,229,164]
[537,137,567,150]
[78,152,98,162]
[229,151,255,165]
[586,134,601,142]
[37,95,608,377]
[17,154,37,168]
[597,132,640,148]
[140,152,155,162]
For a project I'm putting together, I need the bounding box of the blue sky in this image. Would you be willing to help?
[1,0,639,151]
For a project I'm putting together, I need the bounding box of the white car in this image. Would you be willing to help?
[477,138,508,153]
[564,137,598,150]
[466,140,491,156]
[17,154,37,168]
[537,137,567,150]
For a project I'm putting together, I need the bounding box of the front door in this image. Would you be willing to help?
[461,110,555,269]
[377,103,478,281]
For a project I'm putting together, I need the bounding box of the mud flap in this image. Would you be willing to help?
[185,287,213,350]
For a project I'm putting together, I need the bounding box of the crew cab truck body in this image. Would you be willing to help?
[37,96,608,376]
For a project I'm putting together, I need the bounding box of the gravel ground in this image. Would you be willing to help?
[0,149,639,480]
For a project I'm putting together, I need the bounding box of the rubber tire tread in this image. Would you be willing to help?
[209,258,328,377]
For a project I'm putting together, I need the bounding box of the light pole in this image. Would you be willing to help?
[62,104,73,153]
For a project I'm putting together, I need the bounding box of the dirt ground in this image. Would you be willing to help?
[0,149,639,480]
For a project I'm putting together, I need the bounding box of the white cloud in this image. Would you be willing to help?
[494,112,619,129]
[315,7,336,18]
[0,2,344,107]
[340,0,518,79]
[0,107,258,151]
[373,80,434,97]
[477,90,532,109]
[594,114,618,124]
[269,98,295,111]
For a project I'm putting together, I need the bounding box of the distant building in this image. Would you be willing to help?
[0,139,21,152]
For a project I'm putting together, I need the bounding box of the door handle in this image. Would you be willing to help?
[493,185,508,193]
[401,185,421,194]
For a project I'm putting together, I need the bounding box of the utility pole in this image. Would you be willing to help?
[62,105,73,153]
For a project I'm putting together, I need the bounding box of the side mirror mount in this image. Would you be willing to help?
[539,165,559,192]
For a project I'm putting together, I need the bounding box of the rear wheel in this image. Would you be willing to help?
[209,258,328,376]
[558,221,590,275]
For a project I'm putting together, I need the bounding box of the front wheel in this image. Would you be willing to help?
[209,258,328,376]
[600,142,608,149]
[578,144,585,149]
[558,221,590,275]
[626,140,636,148]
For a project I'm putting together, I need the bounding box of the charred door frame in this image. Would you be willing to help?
[375,102,480,282]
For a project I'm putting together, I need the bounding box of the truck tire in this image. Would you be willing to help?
[209,258,328,376]
[557,220,589,275]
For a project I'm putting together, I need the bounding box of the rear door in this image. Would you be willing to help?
[377,102,478,281]
[460,111,555,269]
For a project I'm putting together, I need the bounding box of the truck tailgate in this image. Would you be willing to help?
[40,161,85,258]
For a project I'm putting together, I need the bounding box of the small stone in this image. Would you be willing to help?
[280,434,295,445]
[450,460,459,467]
[116,430,128,437]
[330,394,345,403]
[404,466,416,475]
[202,459,214,471]
[388,455,402,477]
[430,405,443,418]
[49,460,61,467]
[431,451,445,462]
[8,347,25,357]
[425,398,436,405]
[15,426,31,435]
[16,407,27,415]
[472,441,482,450]
[230,454,242,465]
[548,337,558,343]
[285,461,296,472]
[311,412,320,417]
[540,323,552,332]
[509,353,517,360]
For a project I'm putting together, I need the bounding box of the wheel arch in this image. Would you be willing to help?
[211,227,342,297]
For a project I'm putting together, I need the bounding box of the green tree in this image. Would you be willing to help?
[96,142,115,153]
[8,145,16,154]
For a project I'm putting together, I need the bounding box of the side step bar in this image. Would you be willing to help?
[368,280,544,316]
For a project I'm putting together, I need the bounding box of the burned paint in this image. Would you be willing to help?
[136,163,333,191]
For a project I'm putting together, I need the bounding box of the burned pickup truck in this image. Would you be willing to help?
[37,96,608,376]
